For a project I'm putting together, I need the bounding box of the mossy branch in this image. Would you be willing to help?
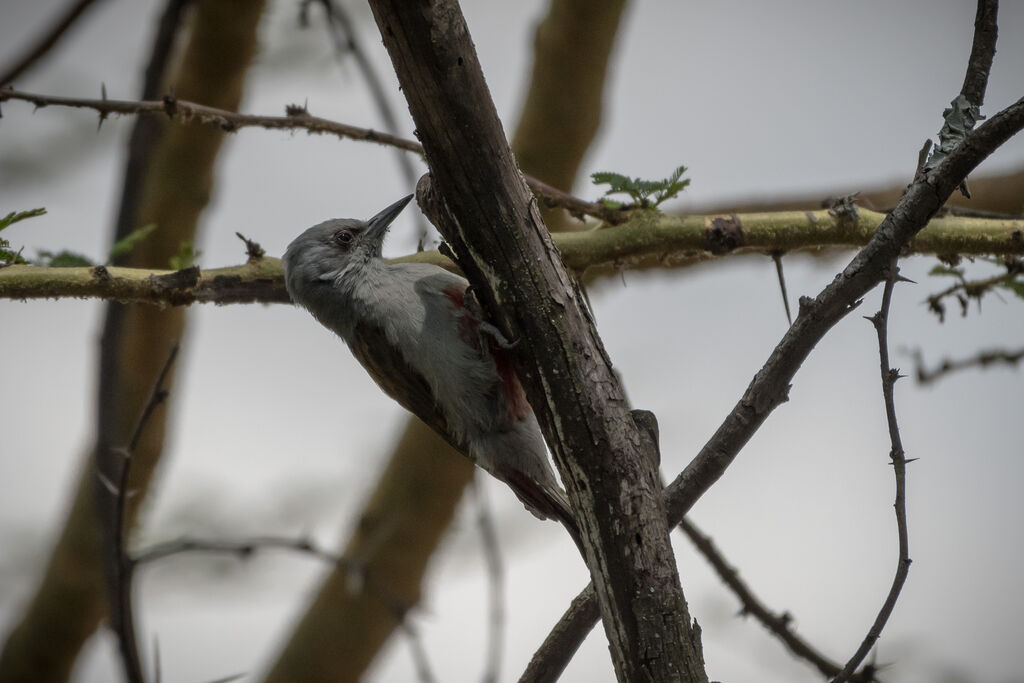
[2,208,1022,304]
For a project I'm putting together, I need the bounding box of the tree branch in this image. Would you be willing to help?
[2,208,1022,304]
[912,345,1024,384]
[675,518,858,681]
[830,262,913,682]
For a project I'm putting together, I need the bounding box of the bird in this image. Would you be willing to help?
[282,194,579,544]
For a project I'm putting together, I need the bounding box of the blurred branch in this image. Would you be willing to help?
[0,0,105,86]
[0,86,627,224]
[924,257,1022,322]
[103,343,180,683]
[833,263,913,682]
[3,207,1023,303]
[470,477,505,683]
[912,346,1024,384]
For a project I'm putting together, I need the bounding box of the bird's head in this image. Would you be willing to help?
[283,194,413,295]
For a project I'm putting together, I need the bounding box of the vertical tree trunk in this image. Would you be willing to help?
[367,2,708,681]
[0,2,265,680]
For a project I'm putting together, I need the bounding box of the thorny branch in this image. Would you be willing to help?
[833,261,913,683]
[676,518,858,681]
[0,86,626,225]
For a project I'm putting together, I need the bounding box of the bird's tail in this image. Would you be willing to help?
[500,467,584,556]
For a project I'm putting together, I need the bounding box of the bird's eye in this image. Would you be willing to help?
[333,229,355,248]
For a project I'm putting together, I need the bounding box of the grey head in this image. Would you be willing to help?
[283,194,413,296]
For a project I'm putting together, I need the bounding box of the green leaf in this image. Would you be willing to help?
[108,224,157,262]
[169,242,201,270]
[35,249,95,267]
[591,164,689,209]
[0,208,47,232]
[1,208,47,265]
[998,279,1024,299]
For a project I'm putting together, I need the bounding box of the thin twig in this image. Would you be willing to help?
[471,476,506,683]
[676,518,857,680]
[960,0,999,107]
[107,343,180,683]
[912,345,1024,384]
[133,534,336,565]
[833,260,913,682]
[0,0,104,86]
[0,86,628,225]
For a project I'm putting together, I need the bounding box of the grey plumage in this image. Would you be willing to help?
[283,195,578,543]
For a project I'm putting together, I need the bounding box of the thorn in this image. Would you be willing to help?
[97,83,109,132]
[235,231,265,260]
[894,274,917,284]
[905,457,920,464]
[162,93,177,117]
[771,251,793,325]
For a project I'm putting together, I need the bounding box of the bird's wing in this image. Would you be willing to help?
[347,318,468,455]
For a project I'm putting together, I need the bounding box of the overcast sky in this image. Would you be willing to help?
[1,2,1023,682]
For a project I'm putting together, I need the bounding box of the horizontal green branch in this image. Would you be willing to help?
[2,208,1021,304]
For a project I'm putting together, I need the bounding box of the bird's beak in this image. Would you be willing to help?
[364,194,414,245]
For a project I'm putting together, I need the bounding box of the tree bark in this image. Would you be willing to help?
[368,2,708,681]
